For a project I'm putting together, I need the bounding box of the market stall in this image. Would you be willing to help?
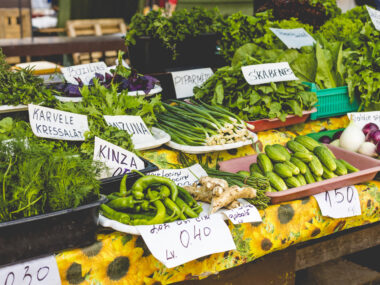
[0,2,379,284]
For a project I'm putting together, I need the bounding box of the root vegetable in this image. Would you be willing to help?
[199,177,228,191]
[226,200,242,209]
[184,185,212,203]
[210,186,256,214]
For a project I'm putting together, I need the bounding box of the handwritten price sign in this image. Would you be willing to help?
[223,203,262,224]
[138,215,236,268]
[314,186,362,219]
[0,256,61,285]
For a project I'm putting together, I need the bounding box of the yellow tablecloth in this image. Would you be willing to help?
[56,116,380,285]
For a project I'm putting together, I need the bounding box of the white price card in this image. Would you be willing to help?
[149,164,208,187]
[0,255,61,285]
[61,62,108,85]
[270,28,316,49]
[367,5,380,31]
[347,111,380,129]
[138,215,236,268]
[171,68,214,99]
[223,203,262,224]
[314,186,362,219]
[93,137,145,178]
[241,62,298,85]
[103,115,155,146]
[28,104,89,141]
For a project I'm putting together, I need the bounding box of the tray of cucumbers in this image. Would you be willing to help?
[218,136,380,204]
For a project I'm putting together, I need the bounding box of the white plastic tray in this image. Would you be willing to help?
[134,127,171,151]
[0,104,28,114]
[165,132,258,154]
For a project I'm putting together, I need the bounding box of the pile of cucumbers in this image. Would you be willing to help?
[250,136,359,191]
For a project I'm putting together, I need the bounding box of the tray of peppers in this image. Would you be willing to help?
[99,173,202,235]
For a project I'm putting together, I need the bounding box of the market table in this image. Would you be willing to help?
[55,116,380,285]
[0,35,126,57]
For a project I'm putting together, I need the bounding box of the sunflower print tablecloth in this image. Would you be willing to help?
[56,116,380,285]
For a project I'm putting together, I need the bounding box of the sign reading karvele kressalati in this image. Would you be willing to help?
[241,62,298,85]
[103,115,155,146]
[28,104,89,141]
[171,68,214,99]
[270,28,316,49]
[61,61,108,85]
[93,137,145,178]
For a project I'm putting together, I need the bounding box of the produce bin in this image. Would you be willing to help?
[304,83,360,120]
[0,195,107,267]
[306,128,345,141]
[218,144,380,204]
[100,156,158,194]
[127,33,218,74]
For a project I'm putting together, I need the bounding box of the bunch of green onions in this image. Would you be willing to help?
[156,99,255,146]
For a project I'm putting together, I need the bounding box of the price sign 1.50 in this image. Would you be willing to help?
[314,186,362,219]
[0,256,61,285]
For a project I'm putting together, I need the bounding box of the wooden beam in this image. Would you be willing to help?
[296,222,380,271]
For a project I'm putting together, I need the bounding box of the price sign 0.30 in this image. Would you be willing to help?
[0,255,61,285]
[314,186,362,219]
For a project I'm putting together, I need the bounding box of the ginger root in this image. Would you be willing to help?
[210,186,256,214]
[198,177,228,191]
[226,200,242,210]
[184,184,212,203]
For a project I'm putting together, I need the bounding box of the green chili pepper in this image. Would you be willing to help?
[191,204,203,215]
[163,198,186,220]
[107,193,122,201]
[164,211,178,223]
[119,174,128,196]
[141,200,154,211]
[131,175,178,201]
[175,197,198,218]
[107,196,142,210]
[159,185,171,198]
[131,190,166,225]
[178,186,196,207]
[127,212,155,219]
[100,204,131,224]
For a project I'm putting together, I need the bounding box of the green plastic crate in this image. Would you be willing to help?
[303,83,360,120]
[306,128,345,141]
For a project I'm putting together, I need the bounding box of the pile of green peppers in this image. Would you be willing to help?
[100,174,203,225]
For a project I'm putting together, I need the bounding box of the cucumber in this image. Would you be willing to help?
[290,157,307,174]
[237,170,250,177]
[285,176,301,188]
[293,152,313,163]
[257,153,273,173]
[321,144,336,159]
[338,159,359,173]
[308,155,324,177]
[314,175,323,182]
[284,161,300,175]
[334,159,348,176]
[273,163,293,178]
[250,163,263,175]
[322,165,337,179]
[265,171,288,191]
[251,172,265,178]
[304,166,316,184]
[265,145,287,162]
[295,136,321,152]
[296,174,307,186]
[314,146,337,171]
[286,140,310,153]
[273,144,291,160]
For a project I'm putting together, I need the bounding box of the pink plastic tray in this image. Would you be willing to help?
[218,144,380,204]
[246,108,317,132]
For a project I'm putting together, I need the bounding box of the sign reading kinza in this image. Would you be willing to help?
[241,62,298,85]
[28,104,89,141]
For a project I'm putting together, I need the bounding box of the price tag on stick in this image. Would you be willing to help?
[61,62,108,85]
[241,62,298,85]
[367,5,380,31]
[138,215,236,268]
[0,255,61,285]
[223,203,262,224]
[171,68,214,99]
[314,186,362,219]
[270,28,316,49]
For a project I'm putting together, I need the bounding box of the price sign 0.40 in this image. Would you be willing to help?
[314,186,362,219]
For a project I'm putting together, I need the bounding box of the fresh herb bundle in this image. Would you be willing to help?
[0,49,57,106]
[0,139,102,222]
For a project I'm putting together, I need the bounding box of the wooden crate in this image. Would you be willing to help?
[0,8,31,39]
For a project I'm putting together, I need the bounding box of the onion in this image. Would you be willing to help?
[367,130,380,144]
[377,142,380,155]
[362,123,379,136]
[319,136,331,144]
[358,142,377,157]
[333,130,343,141]
[330,139,340,147]
[339,120,365,152]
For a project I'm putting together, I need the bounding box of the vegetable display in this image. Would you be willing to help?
[156,100,254,146]
[0,139,101,222]
[101,174,202,225]
[194,59,317,122]
[250,136,358,191]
